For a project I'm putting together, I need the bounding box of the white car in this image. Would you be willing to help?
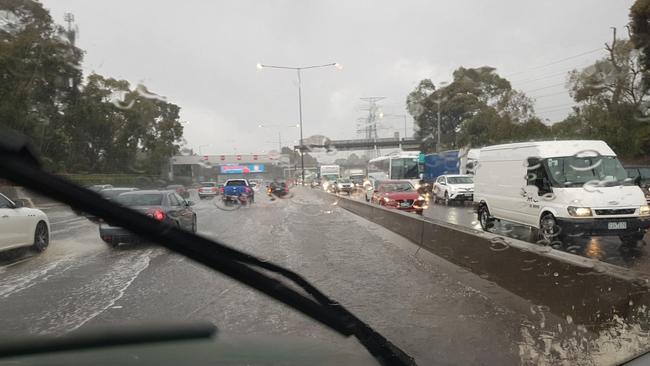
[0,193,50,252]
[432,174,474,205]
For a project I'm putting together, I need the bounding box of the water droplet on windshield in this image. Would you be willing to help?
[553,272,559,277]
[489,237,510,251]
[135,83,167,101]
[566,315,573,324]
[540,193,556,201]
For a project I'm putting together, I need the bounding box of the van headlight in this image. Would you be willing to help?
[568,206,593,217]
[640,205,650,216]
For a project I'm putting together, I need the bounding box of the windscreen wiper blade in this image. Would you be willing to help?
[0,132,416,366]
[0,322,217,358]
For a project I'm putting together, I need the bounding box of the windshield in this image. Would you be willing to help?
[100,189,134,200]
[225,180,246,186]
[545,156,629,186]
[382,183,415,192]
[115,193,163,206]
[5,1,650,365]
[391,158,419,179]
[447,177,473,184]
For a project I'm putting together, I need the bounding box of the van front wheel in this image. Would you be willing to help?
[478,205,494,231]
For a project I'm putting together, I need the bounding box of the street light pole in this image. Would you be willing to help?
[257,62,341,185]
[435,81,448,153]
[436,100,441,152]
[297,69,305,186]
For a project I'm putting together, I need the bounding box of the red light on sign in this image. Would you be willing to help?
[236,155,241,160]
[220,155,225,161]
[253,155,258,160]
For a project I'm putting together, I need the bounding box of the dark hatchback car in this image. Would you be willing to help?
[99,190,196,247]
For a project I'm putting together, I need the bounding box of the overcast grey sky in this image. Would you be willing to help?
[42,0,633,157]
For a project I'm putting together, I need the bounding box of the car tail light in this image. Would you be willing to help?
[147,209,165,221]
[211,187,217,192]
[220,187,224,194]
[244,187,250,194]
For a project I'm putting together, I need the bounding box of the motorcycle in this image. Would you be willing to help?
[267,183,288,199]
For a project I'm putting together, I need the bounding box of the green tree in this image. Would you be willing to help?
[630,0,650,88]
[564,36,650,159]
[408,66,539,151]
[0,0,83,170]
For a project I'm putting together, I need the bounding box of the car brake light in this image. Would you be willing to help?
[147,209,165,221]
[220,187,224,194]
[244,187,250,193]
[211,187,217,192]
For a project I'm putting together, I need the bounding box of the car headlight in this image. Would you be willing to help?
[568,206,593,217]
[418,195,426,201]
[640,205,650,216]
[383,197,393,203]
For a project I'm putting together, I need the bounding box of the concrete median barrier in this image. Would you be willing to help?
[316,190,650,328]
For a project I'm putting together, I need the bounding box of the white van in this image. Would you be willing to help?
[474,140,650,245]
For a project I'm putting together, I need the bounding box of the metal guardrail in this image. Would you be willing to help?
[315,190,650,329]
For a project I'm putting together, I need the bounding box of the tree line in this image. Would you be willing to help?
[407,1,650,162]
[0,0,185,175]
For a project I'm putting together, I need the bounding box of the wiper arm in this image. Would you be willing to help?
[0,132,416,366]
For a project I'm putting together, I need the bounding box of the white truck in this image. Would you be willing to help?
[474,140,650,246]
[320,165,340,192]
[345,168,366,186]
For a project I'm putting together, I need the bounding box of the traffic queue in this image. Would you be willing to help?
[324,139,650,247]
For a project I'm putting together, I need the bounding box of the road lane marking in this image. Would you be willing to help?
[25,248,164,335]
[0,257,78,298]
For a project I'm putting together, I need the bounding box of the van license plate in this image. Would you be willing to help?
[608,222,627,230]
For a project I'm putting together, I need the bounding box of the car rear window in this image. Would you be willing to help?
[226,180,246,186]
[381,183,414,192]
[100,189,134,199]
[201,182,217,187]
[116,193,163,206]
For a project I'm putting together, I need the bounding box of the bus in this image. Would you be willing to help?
[367,152,421,187]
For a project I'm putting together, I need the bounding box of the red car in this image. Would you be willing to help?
[370,180,427,215]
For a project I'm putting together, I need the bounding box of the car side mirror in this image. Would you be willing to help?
[440,182,446,185]
[13,199,25,208]
[186,200,195,206]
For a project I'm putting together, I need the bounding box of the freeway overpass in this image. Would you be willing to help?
[295,137,421,152]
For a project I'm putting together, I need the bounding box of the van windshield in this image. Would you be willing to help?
[545,156,630,187]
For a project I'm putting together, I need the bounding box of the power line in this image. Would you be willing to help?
[505,47,604,77]
[529,90,570,99]
[535,102,575,112]
[510,61,593,85]
[523,82,566,93]
[537,106,575,114]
